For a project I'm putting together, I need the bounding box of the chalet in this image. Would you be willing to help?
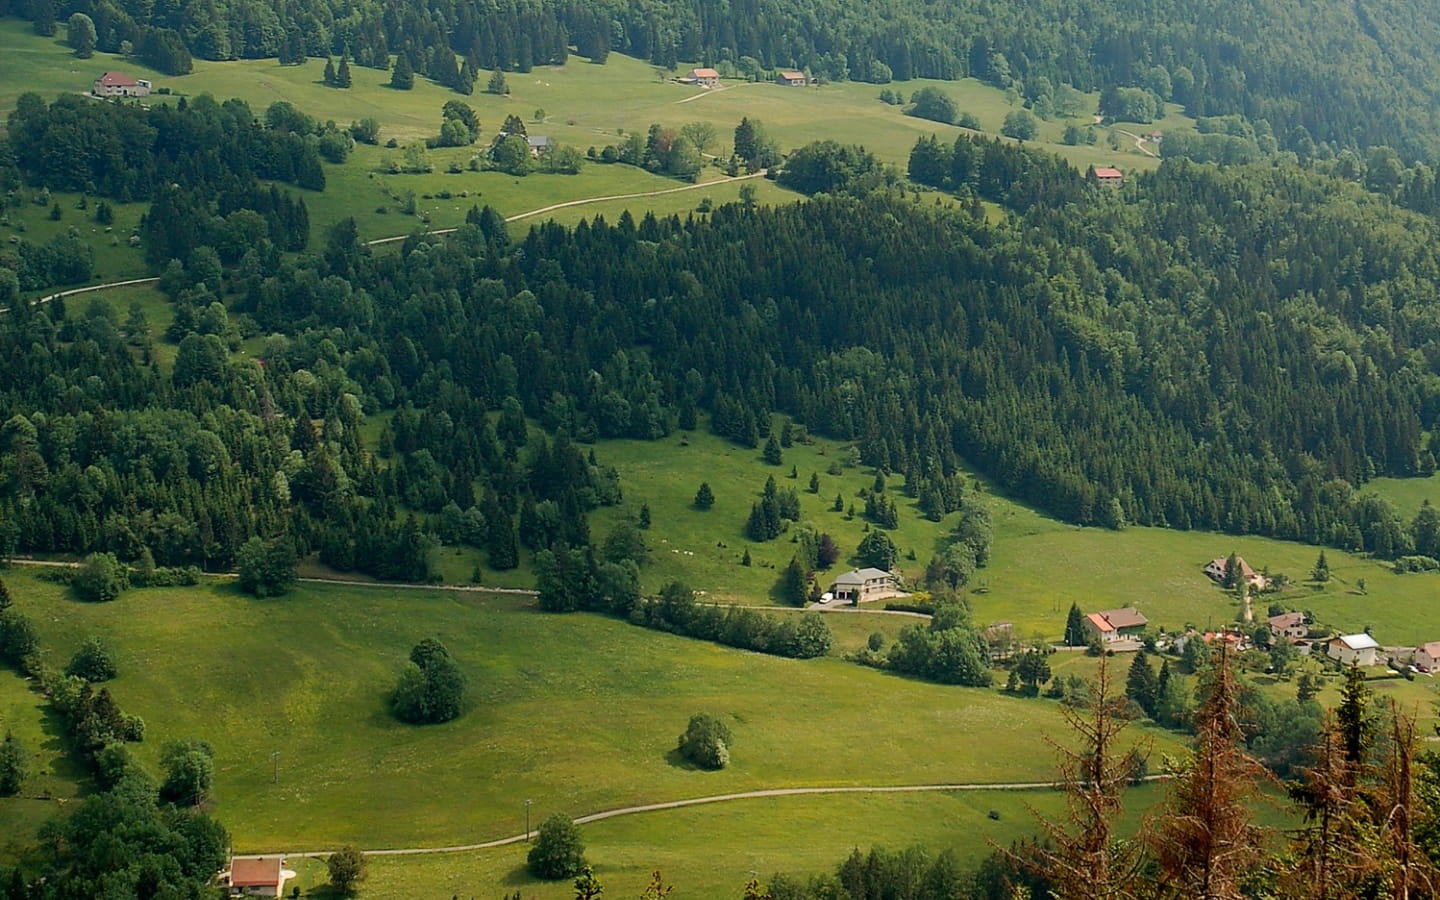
[1268,611,1308,642]
[1328,633,1380,667]
[1084,607,1148,643]
[829,567,896,604]
[1203,555,1267,591]
[221,857,292,898]
[1414,641,1440,672]
[93,71,151,98]
[777,71,807,86]
[526,135,553,157]
[691,68,720,87]
[1092,166,1123,188]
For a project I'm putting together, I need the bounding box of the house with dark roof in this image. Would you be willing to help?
[1204,555,1268,591]
[1084,607,1148,643]
[829,567,897,604]
[93,71,151,98]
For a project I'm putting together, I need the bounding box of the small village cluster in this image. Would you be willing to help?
[1083,554,1438,674]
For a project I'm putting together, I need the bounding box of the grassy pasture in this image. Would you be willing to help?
[5,571,1179,853]
[277,784,1170,898]
[0,670,87,858]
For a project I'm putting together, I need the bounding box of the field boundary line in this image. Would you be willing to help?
[262,776,1171,858]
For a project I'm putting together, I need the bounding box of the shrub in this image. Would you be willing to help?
[528,813,586,879]
[677,713,733,769]
[391,638,466,724]
[72,552,128,602]
[66,636,117,682]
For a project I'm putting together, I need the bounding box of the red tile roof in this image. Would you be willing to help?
[779,71,805,80]
[1093,167,1123,179]
[96,71,140,87]
[230,857,283,888]
[1086,612,1115,634]
[692,68,720,78]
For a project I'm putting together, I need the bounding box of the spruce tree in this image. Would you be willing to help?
[336,55,353,87]
[778,556,808,606]
[693,482,714,510]
[1311,550,1330,583]
[0,578,10,612]
[323,56,337,86]
[1125,651,1159,718]
[763,434,782,465]
[390,52,414,89]
[488,68,508,95]
[1064,602,1086,646]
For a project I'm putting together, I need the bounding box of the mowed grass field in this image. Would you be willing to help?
[0,670,87,858]
[275,784,1170,898]
[4,570,1179,853]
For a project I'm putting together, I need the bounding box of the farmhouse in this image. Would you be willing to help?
[1092,166,1123,188]
[1268,611,1308,642]
[221,856,293,897]
[829,567,896,604]
[1203,555,1268,591]
[778,70,807,86]
[1328,633,1380,667]
[93,71,151,98]
[526,135,553,156]
[1084,607,1148,643]
[691,68,720,86]
[1414,641,1440,672]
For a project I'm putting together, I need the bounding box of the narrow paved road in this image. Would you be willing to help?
[266,776,1172,858]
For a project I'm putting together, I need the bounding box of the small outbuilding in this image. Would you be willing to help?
[1328,633,1380,667]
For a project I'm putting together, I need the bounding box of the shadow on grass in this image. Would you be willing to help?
[305,882,344,900]
[500,861,542,887]
[664,746,703,771]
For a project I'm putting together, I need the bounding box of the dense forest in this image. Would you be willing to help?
[9,0,1440,157]
[9,103,1440,571]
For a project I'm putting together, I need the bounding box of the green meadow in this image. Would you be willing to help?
[3,571,1179,853]
[277,784,1170,898]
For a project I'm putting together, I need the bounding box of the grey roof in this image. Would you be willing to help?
[1335,633,1380,651]
[526,135,552,148]
[833,567,893,584]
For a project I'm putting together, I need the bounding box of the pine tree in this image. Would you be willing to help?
[488,68,508,95]
[0,578,10,612]
[693,482,714,510]
[323,56,337,86]
[1064,602,1086,646]
[337,55,353,87]
[777,556,808,606]
[763,434,782,465]
[1013,657,1144,899]
[1311,550,1330,583]
[1149,645,1269,898]
[390,52,414,89]
[809,472,821,493]
[1125,652,1159,718]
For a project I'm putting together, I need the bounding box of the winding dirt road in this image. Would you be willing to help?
[267,776,1171,858]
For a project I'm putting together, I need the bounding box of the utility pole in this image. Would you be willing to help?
[525,798,532,841]
[271,750,280,784]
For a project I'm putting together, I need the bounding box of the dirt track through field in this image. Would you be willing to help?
[262,776,1171,858]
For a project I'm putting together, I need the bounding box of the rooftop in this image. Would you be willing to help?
[229,857,283,888]
[96,71,140,87]
[1335,633,1380,651]
[1093,167,1123,179]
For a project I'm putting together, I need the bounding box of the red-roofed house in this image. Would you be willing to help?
[1092,167,1123,188]
[1268,611,1308,642]
[691,68,720,86]
[778,71,807,86]
[93,71,152,98]
[1084,607,1148,643]
[222,857,293,897]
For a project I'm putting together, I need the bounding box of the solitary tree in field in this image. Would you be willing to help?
[390,53,414,89]
[693,481,714,510]
[488,68,509,95]
[1311,551,1330,583]
[528,814,586,879]
[678,713,733,769]
[327,846,367,896]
